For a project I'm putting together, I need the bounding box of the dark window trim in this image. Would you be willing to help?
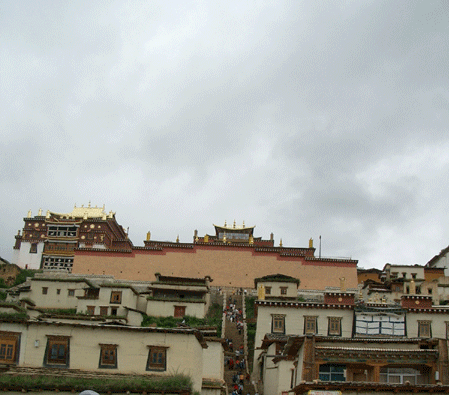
[146,346,168,372]
[44,336,70,368]
[99,344,118,369]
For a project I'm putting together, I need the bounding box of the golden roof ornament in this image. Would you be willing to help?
[309,238,313,248]
[46,210,50,219]
[38,208,42,216]
[27,209,32,218]
[233,220,236,228]
[146,231,151,241]
[243,220,245,227]
[223,234,227,243]
[279,238,283,247]
[249,235,254,245]
[204,234,209,243]
[176,235,179,243]
[224,220,227,227]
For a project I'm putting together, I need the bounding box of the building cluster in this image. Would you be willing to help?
[3,204,449,395]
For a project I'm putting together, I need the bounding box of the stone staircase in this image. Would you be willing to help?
[223,293,256,395]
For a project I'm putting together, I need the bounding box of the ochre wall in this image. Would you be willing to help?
[73,246,358,290]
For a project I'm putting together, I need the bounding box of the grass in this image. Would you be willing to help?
[0,373,193,393]
[245,296,257,371]
[141,302,222,336]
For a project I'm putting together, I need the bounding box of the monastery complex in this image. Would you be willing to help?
[12,205,358,290]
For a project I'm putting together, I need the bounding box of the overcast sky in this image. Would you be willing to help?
[1,0,448,270]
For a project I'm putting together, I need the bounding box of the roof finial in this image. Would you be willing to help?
[279,238,283,247]
[38,208,42,216]
[27,209,32,218]
[88,201,91,208]
[224,220,227,227]
[243,220,245,228]
[176,235,179,243]
[233,220,236,228]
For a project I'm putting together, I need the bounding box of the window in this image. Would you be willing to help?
[0,332,19,364]
[272,315,285,334]
[56,289,61,295]
[42,287,48,295]
[87,306,95,315]
[147,347,167,371]
[411,273,417,279]
[110,291,122,304]
[45,336,69,367]
[174,306,186,318]
[280,287,287,295]
[319,364,345,382]
[68,289,75,297]
[428,288,433,295]
[418,321,431,338]
[30,243,38,253]
[100,306,108,316]
[265,287,271,295]
[99,344,117,368]
[380,367,426,384]
[304,316,317,335]
[328,317,342,336]
[111,308,117,316]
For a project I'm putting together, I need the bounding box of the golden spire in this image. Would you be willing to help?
[233,220,236,228]
[243,220,245,227]
[27,209,32,218]
[204,234,209,243]
[224,220,227,227]
[176,235,179,243]
[309,238,313,248]
[146,231,151,241]
[38,208,42,216]
[279,238,283,247]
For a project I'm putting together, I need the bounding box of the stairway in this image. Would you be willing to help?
[223,292,255,395]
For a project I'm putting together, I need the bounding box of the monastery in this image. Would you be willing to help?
[12,205,358,290]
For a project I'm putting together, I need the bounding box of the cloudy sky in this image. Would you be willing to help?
[1,0,448,269]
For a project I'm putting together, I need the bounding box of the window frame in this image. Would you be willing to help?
[110,291,122,304]
[328,317,342,336]
[86,306,95,315]
[174,305,186,318]
[265,286,271,295]
[272,315,285,334]
[280,287,288,295]
[42,287,48,295]
[0,331,20,365]
[29,243,38,253]
[418,321,432,338]
[44,336,70,367]
[146,346,168,371]
[304,316,317,335]
[99,344,118,369]
[100,306,109,316]
[68,289,75,297]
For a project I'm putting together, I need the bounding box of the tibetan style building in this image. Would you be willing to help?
[72,221,358,290]
[12,204,129,271]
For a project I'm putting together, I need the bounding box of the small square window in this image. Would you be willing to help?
[418,321,431,338]
[304,316,317,335]
[99,344,117,369]
[110,291,122,304]
[68,289,75,297]
[174,306,186,318]
[147,347,167,371]
[111,308,118,316]
[265,287,271,295]
[272,315,285,334]
[87,306,95,315]
[280,287,287,295]
[30,243,38,253]
[100,306,108,316]
[45,336,69,367]
[42,287,48,295]
[0,332,19,365]
[56,289,61,295]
